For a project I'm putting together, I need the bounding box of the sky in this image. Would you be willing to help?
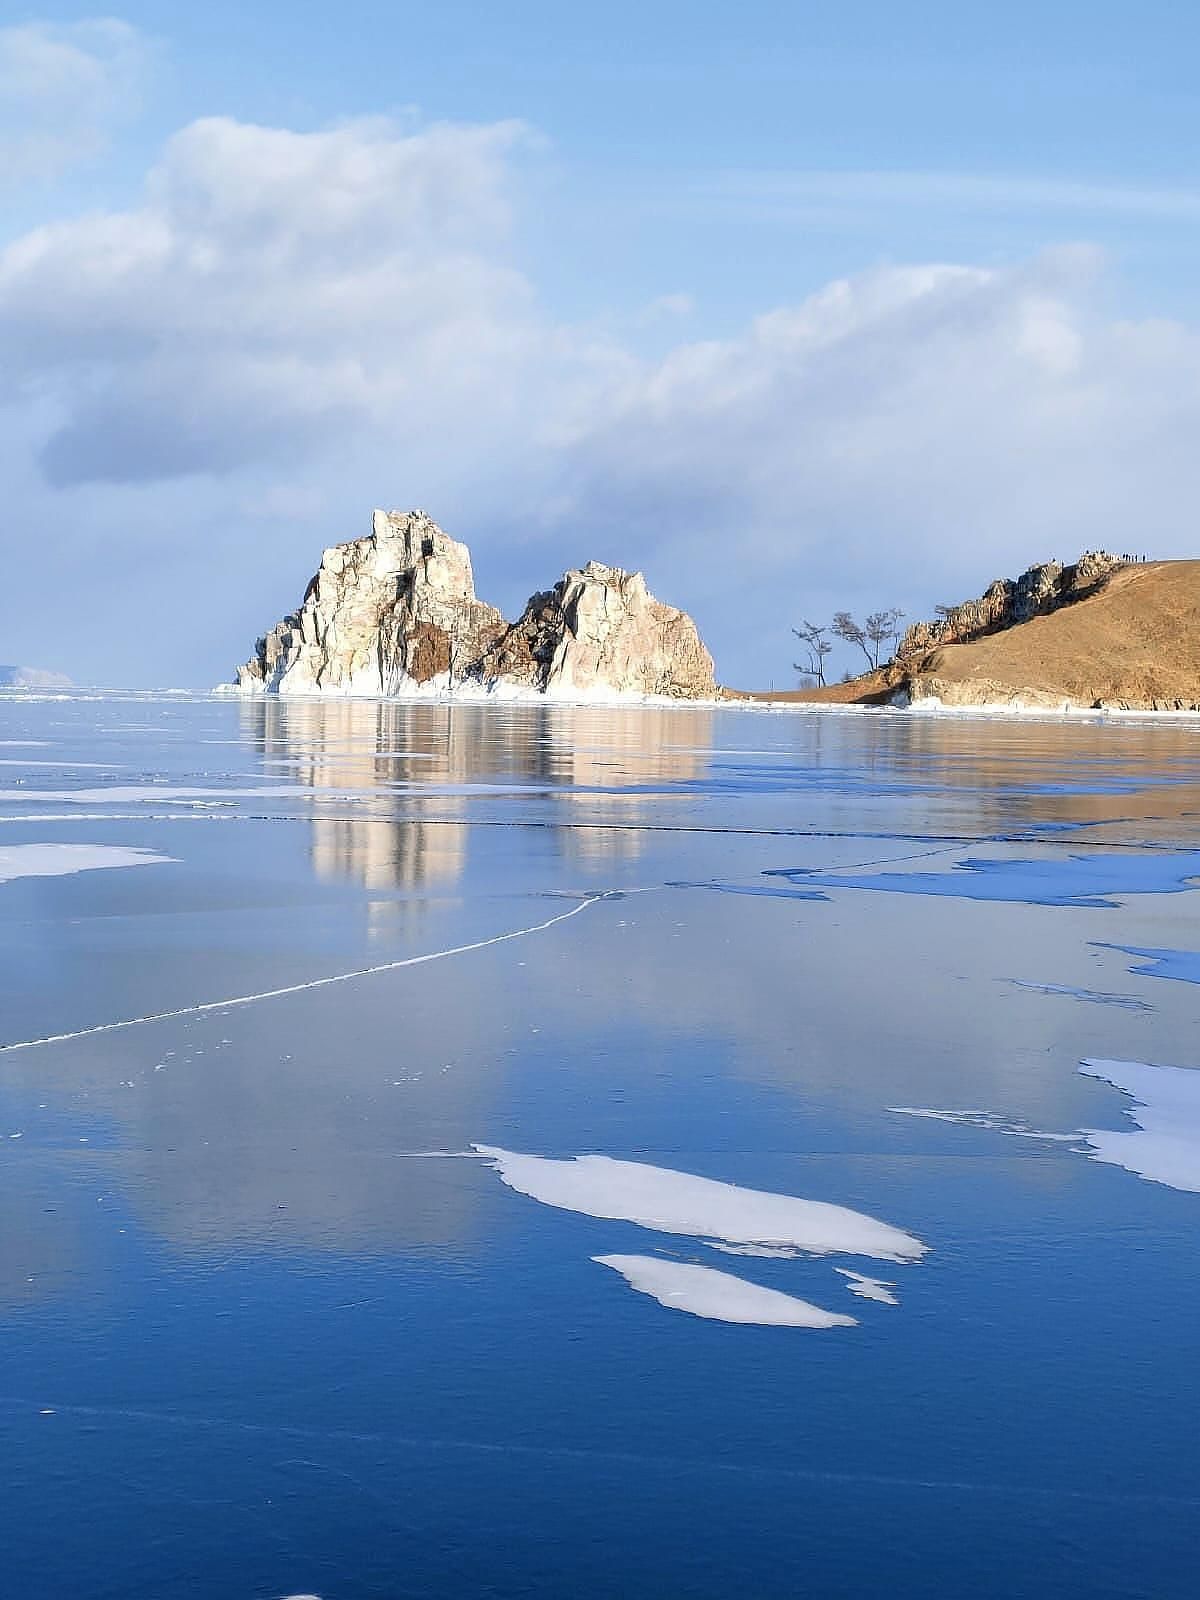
[3,2,1200,687]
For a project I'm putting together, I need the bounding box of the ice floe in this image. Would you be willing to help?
[475,1146,927,1262]
[0,844,174,883]
[593,1255,858,1327]
[834,1268,899,1306]
[1078,1058,1200,1194]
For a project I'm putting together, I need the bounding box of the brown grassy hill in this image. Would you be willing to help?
[738,560,1200,711]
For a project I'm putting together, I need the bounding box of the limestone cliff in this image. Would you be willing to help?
[232,511,717,701]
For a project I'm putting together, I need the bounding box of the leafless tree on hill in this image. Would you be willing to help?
[792,619,832,686]
[833,608,906,672]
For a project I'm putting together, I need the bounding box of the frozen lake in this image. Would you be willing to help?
[3,692,1200,1599]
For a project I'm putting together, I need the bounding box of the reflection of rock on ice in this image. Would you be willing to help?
[240,696,714,887]
[310,816,465,892]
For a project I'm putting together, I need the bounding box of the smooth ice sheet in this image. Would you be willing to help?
[593,1255,858,1327]
[476,1146,927,1262]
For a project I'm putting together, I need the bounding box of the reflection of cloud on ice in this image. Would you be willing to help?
[475,1145,926,1262]
[594,1255,857,1328]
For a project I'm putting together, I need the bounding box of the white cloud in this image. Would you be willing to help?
[544,247,1200,666]
[0,113,552,483]
[0,18,153,182]
[3,110,1200,683]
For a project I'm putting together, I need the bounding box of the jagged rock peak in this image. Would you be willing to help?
[231,510,717,701]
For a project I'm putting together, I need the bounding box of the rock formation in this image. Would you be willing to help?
[479,562,717,699]
[896,551,1123,658]
[232,510,717,701]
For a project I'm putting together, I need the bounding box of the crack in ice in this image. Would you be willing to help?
[0,893,607,1054]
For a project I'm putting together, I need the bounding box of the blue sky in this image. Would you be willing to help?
[3,4,1200,685]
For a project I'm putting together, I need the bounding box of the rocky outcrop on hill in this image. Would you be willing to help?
[232,511,717,701]
[897,551,1123,658]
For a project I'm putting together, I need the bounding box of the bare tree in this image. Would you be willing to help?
[792,619,832,687]
[834,608,905,672]
[866,607,906,664]
[832,610,871,671]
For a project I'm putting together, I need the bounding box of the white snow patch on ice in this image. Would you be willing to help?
[593,1254,858,1327]
[475,1146,926,1262]
[1078,1058,1200,1194]
[0,844,174,883]
[834,1268,899,1306]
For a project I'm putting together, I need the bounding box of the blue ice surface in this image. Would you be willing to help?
[1094,943,1200,986]
[765,850,1200,908]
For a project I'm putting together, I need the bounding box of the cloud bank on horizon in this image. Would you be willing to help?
[3,13,1200,687]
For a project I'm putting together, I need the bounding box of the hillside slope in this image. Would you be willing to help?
[904,560,1200,710]
[742,560,1200,711]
